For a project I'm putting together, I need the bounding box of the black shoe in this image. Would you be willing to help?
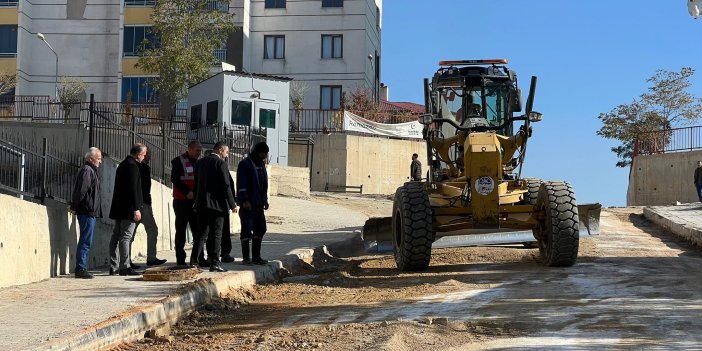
[119,268,140,276]
[210,264,227,272]
[221,255,235,263]
[147,258,167,266]
[109,268,116,276]
[241,259,253,266]
[252,258,268,265]
[131,263,141,269]
[75,269,94,279]
[177,261,187,266]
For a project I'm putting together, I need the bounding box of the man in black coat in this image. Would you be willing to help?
[130,149,167,267]
[108,144,147,276]
[410,153,422,181]
[70,147,103,279]
[190,141,237,272]
[237,142,270,265]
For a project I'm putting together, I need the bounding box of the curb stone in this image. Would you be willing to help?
[643,206,702,247]
[32,234,365,351]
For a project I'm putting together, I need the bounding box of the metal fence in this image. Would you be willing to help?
[288,109,421,134]
[0,131,81,204]
[635,126,702,156]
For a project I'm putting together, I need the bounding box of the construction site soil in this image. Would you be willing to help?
[113,195,702,350]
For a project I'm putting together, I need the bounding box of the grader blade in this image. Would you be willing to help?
[578,203,602,236]
[362,216,393,244]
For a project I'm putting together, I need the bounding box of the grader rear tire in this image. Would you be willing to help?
[534,181,579,267]
[392,182,434,271]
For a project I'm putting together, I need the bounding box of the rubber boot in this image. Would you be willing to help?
[241,239,252,265]
[252,238,268,265]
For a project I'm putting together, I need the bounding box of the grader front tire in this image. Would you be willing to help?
[535,181,579,267]
[520,178,543,205]
[392,182,434,271]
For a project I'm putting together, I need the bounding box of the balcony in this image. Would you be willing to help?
[205,0,229,12]
[123,0,227,11]
[213,48,227,63]
[123,0,155,6]
[0,0,18,6]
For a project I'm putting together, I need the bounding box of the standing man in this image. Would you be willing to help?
[108,144,146,276]
[410,153,422,181]
[171,141,202,266]
[237,142,270,265]
[70,147,103,279]
[695,161,702,202]
[190,141,237,272]
[130,149,167,267]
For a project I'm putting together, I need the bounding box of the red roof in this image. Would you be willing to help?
[379,100,425,114]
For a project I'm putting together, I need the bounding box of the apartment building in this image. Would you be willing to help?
[0,0,381,110]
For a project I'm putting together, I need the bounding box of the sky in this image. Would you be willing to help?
[380,0,702,207]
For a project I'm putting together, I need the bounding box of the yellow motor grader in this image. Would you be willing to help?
[364,59,601,271]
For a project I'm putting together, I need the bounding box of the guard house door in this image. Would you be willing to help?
[255,101,283,165]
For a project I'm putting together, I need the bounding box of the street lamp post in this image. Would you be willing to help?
[36,33,59,102]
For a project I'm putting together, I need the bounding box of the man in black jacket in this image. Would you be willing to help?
[70,147,103,279]
[237,142,270,265]
[108,144,146,276]
[410,153,422,181]
[190,141,237,272]
[171,141,202,266]
[130,149,167,267]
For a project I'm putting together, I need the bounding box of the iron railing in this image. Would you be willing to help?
[635,126,702,156]
[288,109,422,134]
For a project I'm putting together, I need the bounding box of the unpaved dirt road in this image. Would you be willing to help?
[116,195,702,351]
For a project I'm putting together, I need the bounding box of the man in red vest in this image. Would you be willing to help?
[171,141,202,265]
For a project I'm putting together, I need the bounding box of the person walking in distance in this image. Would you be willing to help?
[108,144,146,276]
[130,149,167,267]
[190,141,237,272]
[410,153,422,181]
[237,142,270,265]
[70,147,103,279]
[695,161,702,202]
[171,141,202,266]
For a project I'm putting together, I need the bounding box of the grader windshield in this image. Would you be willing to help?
[438,85,510,128]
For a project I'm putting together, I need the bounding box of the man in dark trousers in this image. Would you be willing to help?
[237,142,270,265]
[70,147,103,279]
[695,161,702,202]
[190,141,237,272]
[130,149,166,267]
[108,144,146,276]
[410,153,422,181]
[171,141,202,266]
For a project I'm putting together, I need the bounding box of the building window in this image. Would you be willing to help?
[259,108,276,128]
[121,77,158,103]
[123,0,155,6]
[265,0,285,8]
[206,100,218,126]
[0,25,17,57]
[231,100,252,126]
[190,104,202,129]
[123,26,158,57]
[263,35,285,59]
[322,0,342,7]
[213,47,227,63]
[321,35,342,59]
[320,86,342,110]
[376,6,380,30]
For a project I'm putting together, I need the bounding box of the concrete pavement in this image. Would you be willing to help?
[0,196,367,351]
[644,202,702,247]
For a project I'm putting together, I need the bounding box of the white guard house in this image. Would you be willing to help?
[187,71,292,166]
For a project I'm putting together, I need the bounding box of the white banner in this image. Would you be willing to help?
[343,111,423,139]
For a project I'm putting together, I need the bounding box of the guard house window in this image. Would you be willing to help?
[206,100,218,126]
[231,100,252,126]
[259,108,276,128]
[320,85,342,110]
[190,104,202,129]
[321,35,342,59]
[123,26,158,57]
[121,77,158,103]
[265,0,285,8]
[0,25,17,57]
[263,35,285,59]
[322,0,343,7]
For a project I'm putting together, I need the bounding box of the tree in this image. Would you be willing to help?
[137,0,236,106]
[0,70,17,96]
[57,76,87,119]
[597,67,702,167]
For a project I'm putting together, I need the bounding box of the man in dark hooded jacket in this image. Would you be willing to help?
[236,142,270,265]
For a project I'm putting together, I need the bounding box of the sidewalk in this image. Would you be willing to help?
[0,196,368,351]
[643,203,702,247]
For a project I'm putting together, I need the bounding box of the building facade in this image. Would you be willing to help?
[0,0,382,110]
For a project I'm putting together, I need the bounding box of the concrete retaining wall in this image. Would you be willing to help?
[268,164,310,199]
[628,151,702,206]
[289,134,427,195]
